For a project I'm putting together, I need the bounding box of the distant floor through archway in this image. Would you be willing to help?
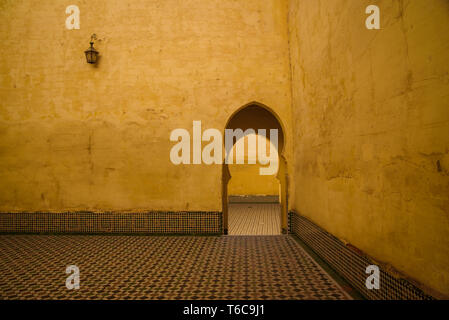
[228,203,281,235]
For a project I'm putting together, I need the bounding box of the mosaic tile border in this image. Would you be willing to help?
[288,211,435,300]
[0,211,222,235]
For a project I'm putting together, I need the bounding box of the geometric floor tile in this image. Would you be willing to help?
[0,235,352,300]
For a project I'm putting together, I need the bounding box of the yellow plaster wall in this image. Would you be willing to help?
[0,0,292,212]
[288,0,449,296]
[228,163,279,196]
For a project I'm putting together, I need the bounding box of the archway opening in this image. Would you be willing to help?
[222,103,287,235]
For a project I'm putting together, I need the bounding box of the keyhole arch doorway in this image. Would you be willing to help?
[222,102,288,235]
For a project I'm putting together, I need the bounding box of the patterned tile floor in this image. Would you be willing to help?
[228,203,281,235]
[0,235,352,300]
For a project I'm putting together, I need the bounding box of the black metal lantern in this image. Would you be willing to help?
[84,34,99,64]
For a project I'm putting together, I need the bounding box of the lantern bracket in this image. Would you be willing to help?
[84,34,99,64]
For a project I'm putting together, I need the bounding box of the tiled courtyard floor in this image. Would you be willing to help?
[0,235,352,300]
[228,203,281,235]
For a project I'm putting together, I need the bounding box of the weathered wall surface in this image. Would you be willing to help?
[0,0,292,212]
[288,0,449,295]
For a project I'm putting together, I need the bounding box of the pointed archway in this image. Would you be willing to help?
[222,102,288,235]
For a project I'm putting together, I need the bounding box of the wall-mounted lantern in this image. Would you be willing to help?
[84,34,99,64]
